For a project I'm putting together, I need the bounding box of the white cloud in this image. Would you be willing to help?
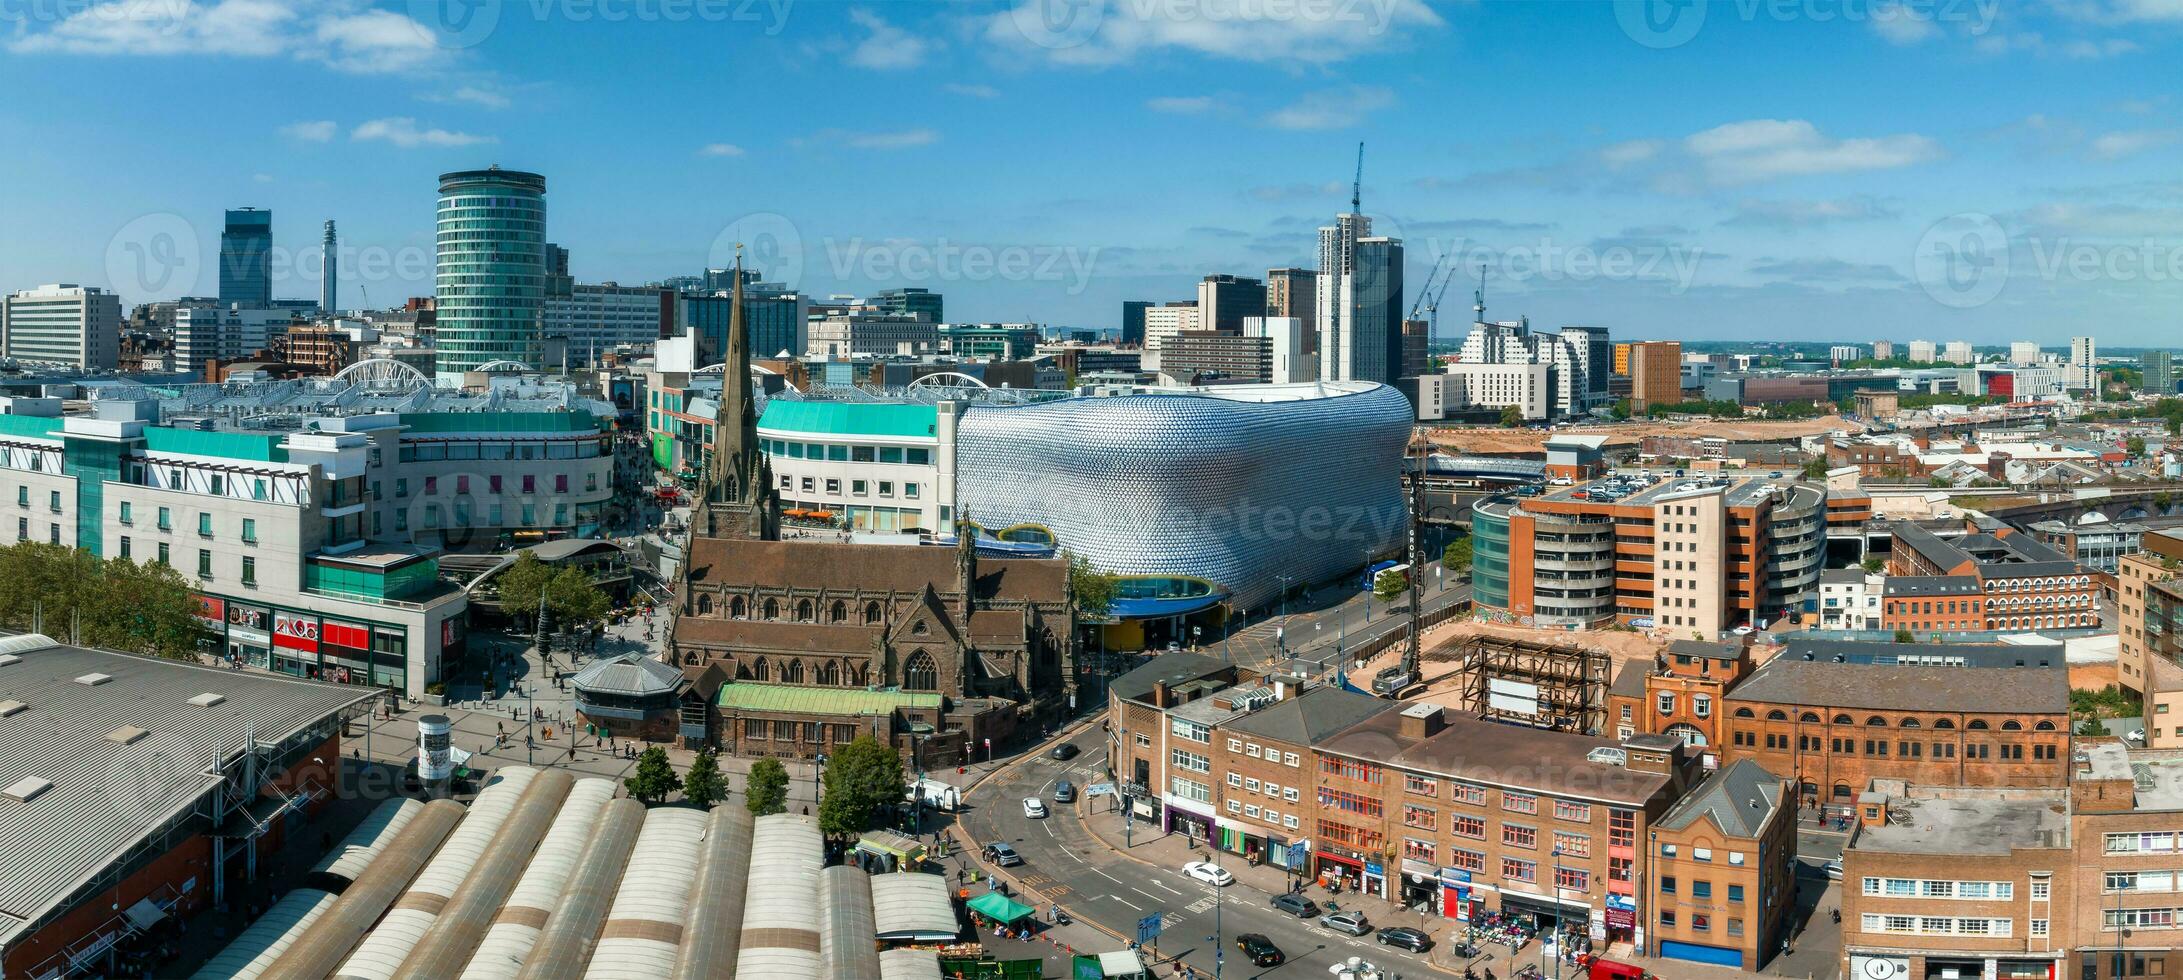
[1684,119,1941,183]
[351,117,494,149]
[253,173,276,183]
[6,0,448,74]
[799,128,940,150]
[1868,6,1938,43]
[1147,95,1217,114]
[985,0,1442,67]
[1265,85,1393,131]
[2111,0,2183,21]
[698,143,747,157]
[849,8,930,70]
[424,85,514,110]
[1723,195,1901,228]
[2090,129,2180,159]
[942,82,1000,98]
[1599,139,1665,169]
[280,119,336,142]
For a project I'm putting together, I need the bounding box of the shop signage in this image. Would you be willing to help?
[227,603,271,644]
[192,595,225,627]
[274,611,320,651]
[322,619,371,651]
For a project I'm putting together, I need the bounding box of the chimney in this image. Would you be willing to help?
[1398,703,1446,739]
[1152,680,1172,709]
[1858,790,1890,830]
[1987,451,2011,482]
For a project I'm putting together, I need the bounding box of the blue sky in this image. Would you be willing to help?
[3,0,2181,345]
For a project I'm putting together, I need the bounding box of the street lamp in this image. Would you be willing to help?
[1549,845,1567,980]
[814,752,829,812]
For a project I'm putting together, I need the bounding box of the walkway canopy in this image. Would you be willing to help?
[855,831,928,871]
[964,892,1035,925]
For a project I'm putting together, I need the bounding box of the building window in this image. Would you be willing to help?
[14,517,23,541]
[48,524,58,545]
[197,550,212,578]
[242,518,256,544]
[1657,692,1675,715]
[156,543,168,566]
[1503,824,1537,848]
[1503,792,1539,814]
[241,556,256,586]
[903,651,938,691]
[48,490,60,513]
[118,502,131,524]
[118,536,130,560]
[1502,859,1536,883]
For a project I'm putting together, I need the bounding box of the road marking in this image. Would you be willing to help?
[1092,868,1123,883]
[1110,895,1141,910]
[1148,879,1182,895]
[1132,888,1163,903]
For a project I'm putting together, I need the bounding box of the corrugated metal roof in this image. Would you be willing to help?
[714,683,941,716]
[0,636,375,952]
[870,873,957,941]
[759,400,937,439]
[570,654,684,698]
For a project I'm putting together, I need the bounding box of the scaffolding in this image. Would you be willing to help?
[1446,635,1613,735]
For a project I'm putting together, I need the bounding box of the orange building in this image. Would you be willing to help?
[1629,341,1682,411]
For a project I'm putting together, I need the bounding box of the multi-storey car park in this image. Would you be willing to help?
[1472,472,1826,633]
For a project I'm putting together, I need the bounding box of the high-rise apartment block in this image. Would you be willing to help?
[0,284,122,370]
[1871,339,1894,360]
[1264,268,1317,352]
[1908,340,1936,363]
[1629,340,1682,411]
[1943,340,1974,364]
[2145,350,2176,396]
[1120,300,1149,347]
[218,208,273,308]
[873,287,942,323]
[1141,303,1200,352]
[1194,274,1267,334]
[1315,212,1405,385]
[433,168,548,383]
[2069,335,2096,390]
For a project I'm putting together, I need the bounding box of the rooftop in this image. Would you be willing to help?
[0,635,376,953]
[1107,651,1231,707]
[2080,742,2183,812]
[1656,759,1786,839]
[1316,710,1673,807]
[714,682,941,716]
[1853,795,2069,855]
[1883,575,1983,597]
[1221,686,1392,746]
[1725,658,2068,714]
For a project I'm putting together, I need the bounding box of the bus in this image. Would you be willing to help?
[1359,560,1403,592]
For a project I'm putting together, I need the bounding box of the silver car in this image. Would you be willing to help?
[1320,911,1371,936]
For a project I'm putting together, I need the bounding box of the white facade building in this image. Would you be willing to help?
[2010,341,2041,366]
[1908,340,1937,363]
[173,306,292,372]
[1943,340,1974,364]
[546,283,670,365]
[1,284,121,370]
[1819,571,1884,631]
[2070,335,2097,390]
[804,313,939,358]
[1417,362,1556,421]
[1141,305,1201,353]
[1242,316,1312,384]
[1830,345,1861,363]
[1452,318,1599,419]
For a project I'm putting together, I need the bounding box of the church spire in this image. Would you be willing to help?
[694,244,778,540]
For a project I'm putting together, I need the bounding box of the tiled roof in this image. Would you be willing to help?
[1222,686,1391,745]
[1656,759,1785,838]
[1317,709,1672,806]
[1725,659,2067,714]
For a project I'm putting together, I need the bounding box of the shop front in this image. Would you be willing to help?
[224,600,272,669]
[1215,823,1268,864]
[273,611,322,679]
[1164,803,1214,844]
[1439,868,1476,922]
[1399,859,1440,913]
[1314,849,1364,893]
[1499,891,1587,932]
[1360,861,1388,900]
[1603,892,1638,946]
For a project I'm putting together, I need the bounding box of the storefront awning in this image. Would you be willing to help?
[965,892,1036,925]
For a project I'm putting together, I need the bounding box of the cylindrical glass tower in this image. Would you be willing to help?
[434,167,546,384]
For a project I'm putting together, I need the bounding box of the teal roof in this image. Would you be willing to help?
[144,427,287,462]
[0,415,62,440]
[759,401,937,439]
[396,410,606,433]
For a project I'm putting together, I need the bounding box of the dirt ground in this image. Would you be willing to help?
[1424,416,1861,456]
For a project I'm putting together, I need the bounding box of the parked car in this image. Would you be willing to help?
[1053,780,1076,803]
[1180,861,1234,886]
[1821,859,1843,880]
[983,842,1024,867]
[1022,797,1048,819]
[1377,926,1432,952]
[1051,743,1080,761]
[1320,911,1372,936]
[1236,934,1284,966]
[1270,893,1320,918]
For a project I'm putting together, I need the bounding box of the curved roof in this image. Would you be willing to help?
[870,873,958,941]
[571,654,683,698]
[187,889,339,980]
[879,949,942,980]
[737,813,825,979]
[759,400,938,439]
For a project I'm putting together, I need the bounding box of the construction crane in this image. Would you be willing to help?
[1350,141,1364,214]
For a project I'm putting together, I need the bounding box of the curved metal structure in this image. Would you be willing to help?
[955,382,1413,609]
[306,798,425,893]
[333,358,432,388]
[391,770,575,980]
[905,371,988,389]
[337,768,540,980]
[820,865,881,980]
[735,813,825,979]
[670,805,756,980]
[514,798,646,980]
[189,889,340,980]
[461,778,620,980]
[258,799,467,980]
[695,361,799,392]
[583,806,709,978]
[475,359,535,373]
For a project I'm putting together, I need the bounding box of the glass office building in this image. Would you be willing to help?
[219,208,273,308]
[434,168,548,383]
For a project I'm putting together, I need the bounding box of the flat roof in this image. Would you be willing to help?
[715,682,941,716]
[1316,710,1671,807]
[0,635,375,953]
[1852,796,2068,855]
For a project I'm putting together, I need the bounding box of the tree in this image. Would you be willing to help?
[1372,568,1410,602]
[1893,628,1914,644]
[1861,556,1885,575]
[1068,552,1119,621]
[0,542,207,659]
[1441,537,1473,576]
[2128,436,2148,457]
[625,746,682,805]
[818,735,906,839]
[544,565,611,626]
[494,553,556,631]
[1801,455,1831,480]
[683,748,727,808]
[746,757,790,816]
[1498,404,1524,428]
[495,553,610,633]
[1609,399,1632,421]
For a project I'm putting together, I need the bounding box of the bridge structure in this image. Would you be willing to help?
[1971,485,2183,526]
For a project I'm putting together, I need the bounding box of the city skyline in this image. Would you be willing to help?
[1,1,2180,344]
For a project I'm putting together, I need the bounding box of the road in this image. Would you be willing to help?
[959,725,1466,979]
[1217,578,1474,676]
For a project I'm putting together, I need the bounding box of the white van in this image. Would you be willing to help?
[906,778,961,812]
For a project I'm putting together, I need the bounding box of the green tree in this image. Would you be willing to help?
[2127,436,2148,457]
[1609,399,1632,421]
[625,745,683,805]
[1893,628,1914,644]
[1802,455,1831,480]
[496,553,610,632]
[1440,537,1473,576]
[683,748,728,808]
[818,735,907,839]
[1861,556,1886,575]
[1498,404,1524,428]
[0,542,207,659]
[544,565,610,626]
[1068,552,1119,621]
[746,757,790,816]
[1372,568,1410,602]
[494,553,556,630]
